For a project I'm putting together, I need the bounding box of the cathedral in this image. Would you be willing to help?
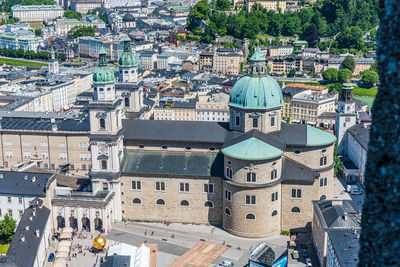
[0,39,336,238]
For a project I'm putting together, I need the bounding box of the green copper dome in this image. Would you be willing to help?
[222,137,283,160]
[118,35,138,67]
[93,47,115,84]
[250,45,266,61]
[229,75,283,110]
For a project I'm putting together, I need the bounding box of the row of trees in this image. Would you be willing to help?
[188,0,379,48]
[0,47,66,61]
[322,56,378,86]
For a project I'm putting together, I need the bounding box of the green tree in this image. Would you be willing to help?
[216,0,230,11]
[67,26,95,39]
[34,28,41,36]
[342,55,356,72]
[336,26,364,50]
[64,10,82,20]
[288,68,296,77]
[303,23,319,47]
[337,69,353,83]
[322,68,338,82]
[361,70,379,86]
[0,214,16,243]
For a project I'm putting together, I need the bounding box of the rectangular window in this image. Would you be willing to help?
[4,141,12,146]
[245,195,256,205]
[5,151,13,158]
[320,178,324,187]
[7,197,11,203]
[102,182,108,190]
[79,142,87,148]
[19,210,23,218]
[22,141,30,146]
[292,189,302,198]
[225,189,232,201]
[59,143,66,148]
[18,197,22,204]
[101,160,107,170]
[8,209,12,218]
[131,181,141,190]
[155,181,165,191]
[80,153,88,160]
[40,142,48,147]
[271,169,277,180]
[179,182,189,192]
[324,177,328,186]
[23,152,31,159]
[41,152,48,159]
[271,192,278,202]
[226,168,233,179]
[59,153,67,160]
[235,116,240,126]
[271,116,276,127]
[252,118,258,128]
[203,183,214,194]
[320,156,327,166]
[81,164,86,170]
[246,172,257,183]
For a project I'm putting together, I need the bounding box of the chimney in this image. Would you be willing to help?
[25,225,29,231]
[35,229,40,237]
[21,235,25,242]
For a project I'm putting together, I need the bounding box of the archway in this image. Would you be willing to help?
[69,216,78,229]
[57,215,65,229]
[94,218,103,232]
[82,217,90,231]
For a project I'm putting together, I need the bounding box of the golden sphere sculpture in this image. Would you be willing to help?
[93,236,106,250]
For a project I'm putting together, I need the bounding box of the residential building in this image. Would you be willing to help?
[3,198,52,267]
[0,171,55,224]
[326,229,361,267]
[70,0,102,14]
[269,45,293,57]
[11,4,64,22]
[139,51,157,70]
[245,0,287,12]
[300,48,321,58]
[153,100,196,121]
[212,50,244,75]
[0,31,44,52]
[199,51,214,72]
[312,199,361,267]
[354,57,374,76]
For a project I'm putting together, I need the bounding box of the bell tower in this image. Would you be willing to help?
[335,83,357,154]
[89,47,124,221]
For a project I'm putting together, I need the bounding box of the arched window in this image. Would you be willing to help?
[272,210,278,217]
[204,201,214,208]
[133,198,141,204]
[99,118,105,130]
[246,213,256,220]
[125,97,130,107]
[180,200,189,206]
[291,207,300,213]
[320,195,327,200]
[225,208,231,216]
[156,199,165,205]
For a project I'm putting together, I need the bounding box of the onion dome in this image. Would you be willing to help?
[93,47,115,84]
[118,35,138,68]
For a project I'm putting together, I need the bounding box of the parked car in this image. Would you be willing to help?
[349,185,363,195]
[48,253,55,262]
[219,260,233,267]
[305,258,312,266]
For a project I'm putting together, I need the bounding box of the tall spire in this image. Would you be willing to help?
[123,35,131,52]
[249,45,267,76]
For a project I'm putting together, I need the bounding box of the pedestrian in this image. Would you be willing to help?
[151,231,154,236]
[144,230,147,236]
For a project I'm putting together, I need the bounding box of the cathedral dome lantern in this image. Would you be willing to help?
[93,47,115,85]
[228,46,283,133]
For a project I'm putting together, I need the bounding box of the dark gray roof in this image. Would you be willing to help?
[313,200,361,229]
[6,198,51,267]
[318,112,336,119]
[0,115,90,132]
[101,255,131,267]
[358,112,371,122]
[123,13,135,22]
[343,159,358,170]
[282,86,308,97]
[121,150,224,177]
[122,119,230,144]
[347,123,370,151]
[0,171,54,196]
[327,229,360,267]
[281,157,314,184]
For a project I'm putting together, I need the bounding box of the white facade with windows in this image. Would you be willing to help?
[11,4,64,22]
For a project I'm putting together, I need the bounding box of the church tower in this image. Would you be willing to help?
[228,46,283,134]
[335,83,357,154]
[48,47,59,75]
[89,47,124,221]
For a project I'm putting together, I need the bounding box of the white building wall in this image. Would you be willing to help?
[347,133,368,184]
[0,195,35,224]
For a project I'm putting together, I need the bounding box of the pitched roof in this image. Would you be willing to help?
[281,157,314,184]
[306,125,337,146]
[121,151,224,177]
[6,198,51,267]
[250,46,266,61]
[347,123,369,151]
[122,119,232,144]
[0,171,54,196]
